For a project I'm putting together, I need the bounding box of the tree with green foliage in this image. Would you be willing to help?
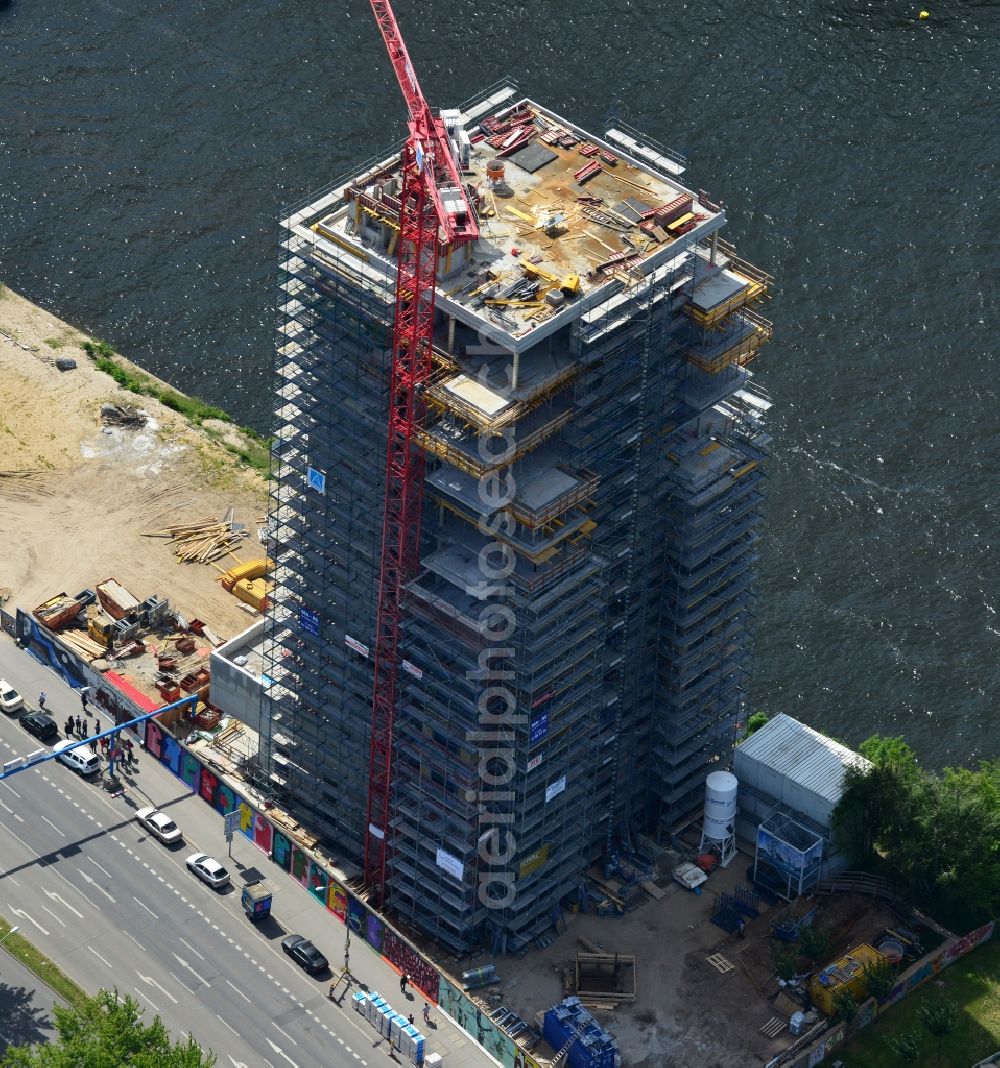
[917,996,959,1066]
[772,946,797,981]
[0,990,216,1067]
[796,922,829,965]
[833,988,858,1025]
[832,735,1000,932]
[745,711,769,737]
[884,1028,922,1062]
[863,957,897,1001]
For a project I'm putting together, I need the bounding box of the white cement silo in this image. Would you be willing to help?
[699,770,738,867]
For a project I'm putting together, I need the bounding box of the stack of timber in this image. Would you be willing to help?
[142,516,249,564]
[58,629,112,661]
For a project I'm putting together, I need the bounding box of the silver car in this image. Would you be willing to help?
[185,852,230,889]
[135,806,184,846]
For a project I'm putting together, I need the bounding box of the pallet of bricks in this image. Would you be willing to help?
[351,990,425,1065]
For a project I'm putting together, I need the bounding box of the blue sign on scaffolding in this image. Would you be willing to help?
[306,467,326,493]
[299,608,320,637]
[530,712,549,745]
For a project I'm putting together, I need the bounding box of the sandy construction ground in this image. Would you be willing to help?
[0,286,269,638]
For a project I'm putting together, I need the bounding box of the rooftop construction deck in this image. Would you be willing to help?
[288,90,719,349]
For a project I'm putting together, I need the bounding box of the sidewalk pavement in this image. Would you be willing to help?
[0,636,499,1068]
[0,949,60,1053]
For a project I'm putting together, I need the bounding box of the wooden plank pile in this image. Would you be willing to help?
[142,516,249,565]
[59,629,111,660]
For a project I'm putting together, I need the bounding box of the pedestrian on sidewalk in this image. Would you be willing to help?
[99,737,109,756]
[79,687,89,711]
[399,973,409,994]
[422,1002,431,1025]
[64,716,74,737]
[736,917,746,939]
[407,1014,414,1026]
[75,716,83,737]
[38,692,47,709]
[89,739,97,753]
[125,738,134,768]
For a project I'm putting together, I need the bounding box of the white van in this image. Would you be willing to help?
[53,739,101,776]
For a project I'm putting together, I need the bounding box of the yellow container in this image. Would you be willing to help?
[809,943,885,1016]
[221,557,274,591]
[232,577,269,612]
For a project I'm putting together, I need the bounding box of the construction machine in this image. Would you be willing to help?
[522,262,581,298]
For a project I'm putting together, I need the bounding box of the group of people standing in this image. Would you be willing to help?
[56,689,136,768]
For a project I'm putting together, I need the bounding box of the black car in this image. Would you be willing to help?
[280,934,328,975]
[20,713,59,742]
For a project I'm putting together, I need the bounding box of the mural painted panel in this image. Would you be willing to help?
[328,882,347,922]
[179,752,201,790]
[272,830,292,871]
[307,860,328,903]
[215,781,237,818]
[252,813,273,855]
[347,897,367,937]
[146,720,163,760]
[437,976,533,1068]
[366,912,383,954]
[289,843,309,887]
[238,800,254,838]
[382,929,438,1004]
[198,766,218,806]
[159,733,183,775]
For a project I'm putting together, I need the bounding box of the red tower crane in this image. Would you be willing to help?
[363,0,479,907]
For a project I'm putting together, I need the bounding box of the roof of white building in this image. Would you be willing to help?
[736,713,872,806]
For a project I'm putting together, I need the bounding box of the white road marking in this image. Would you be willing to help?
[132,896,159,919]
[39,815,64,835]
[217,1014,240,1037]
[136,971,178,1004]
[0,780,21,798]
[272,1022,297,1046]
[123,930,145,952]
[88,947,112,968]
[225,978,251,1003]
[178,936,205,961]
[8,907,48,936]
[227,1056,250,1068]
[39,904,67,927]
[133,986,158,1012]
[42,888,84,918]
[170,970,196,995]
[86,857,111,877]
[171,951,210,987]
[265,1038,298,1068]
[79,870,115,904]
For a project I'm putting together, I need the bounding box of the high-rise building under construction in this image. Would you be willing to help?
[264,80,772,954]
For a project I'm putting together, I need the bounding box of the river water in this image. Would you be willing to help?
[1,0,997,767]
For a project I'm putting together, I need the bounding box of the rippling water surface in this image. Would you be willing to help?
[2,0,997,766]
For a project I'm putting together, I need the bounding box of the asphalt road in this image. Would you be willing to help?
[0,646,395,1068]
[0,950,60,1054]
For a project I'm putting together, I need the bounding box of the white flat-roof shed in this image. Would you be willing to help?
[734,713,872,831]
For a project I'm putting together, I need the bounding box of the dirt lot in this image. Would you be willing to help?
[474,857,899,1068]
[0,286,268,638]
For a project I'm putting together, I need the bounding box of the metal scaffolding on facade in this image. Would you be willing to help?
[263,86,773,954]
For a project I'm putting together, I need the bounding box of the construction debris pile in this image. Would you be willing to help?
[100,402,147,428]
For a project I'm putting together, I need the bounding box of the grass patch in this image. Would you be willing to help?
[83,337,271,473]
[43,336,66,350]
[0,916,88,1009]
[840,938,1000,1067]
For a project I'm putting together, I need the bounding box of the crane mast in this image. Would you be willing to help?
[363,0,479,907]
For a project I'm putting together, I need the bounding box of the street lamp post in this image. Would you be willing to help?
[0,925,20,948]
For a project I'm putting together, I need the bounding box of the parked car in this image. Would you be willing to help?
[134,806,183,846]
[280,935,328,975]
[52,738,102,775]
[20,712,58,742]
[0,680,24,714]
[185,852,230,890]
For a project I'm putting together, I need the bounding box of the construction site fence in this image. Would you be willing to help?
[8,613,544,1068]
[766,917,997,1067]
